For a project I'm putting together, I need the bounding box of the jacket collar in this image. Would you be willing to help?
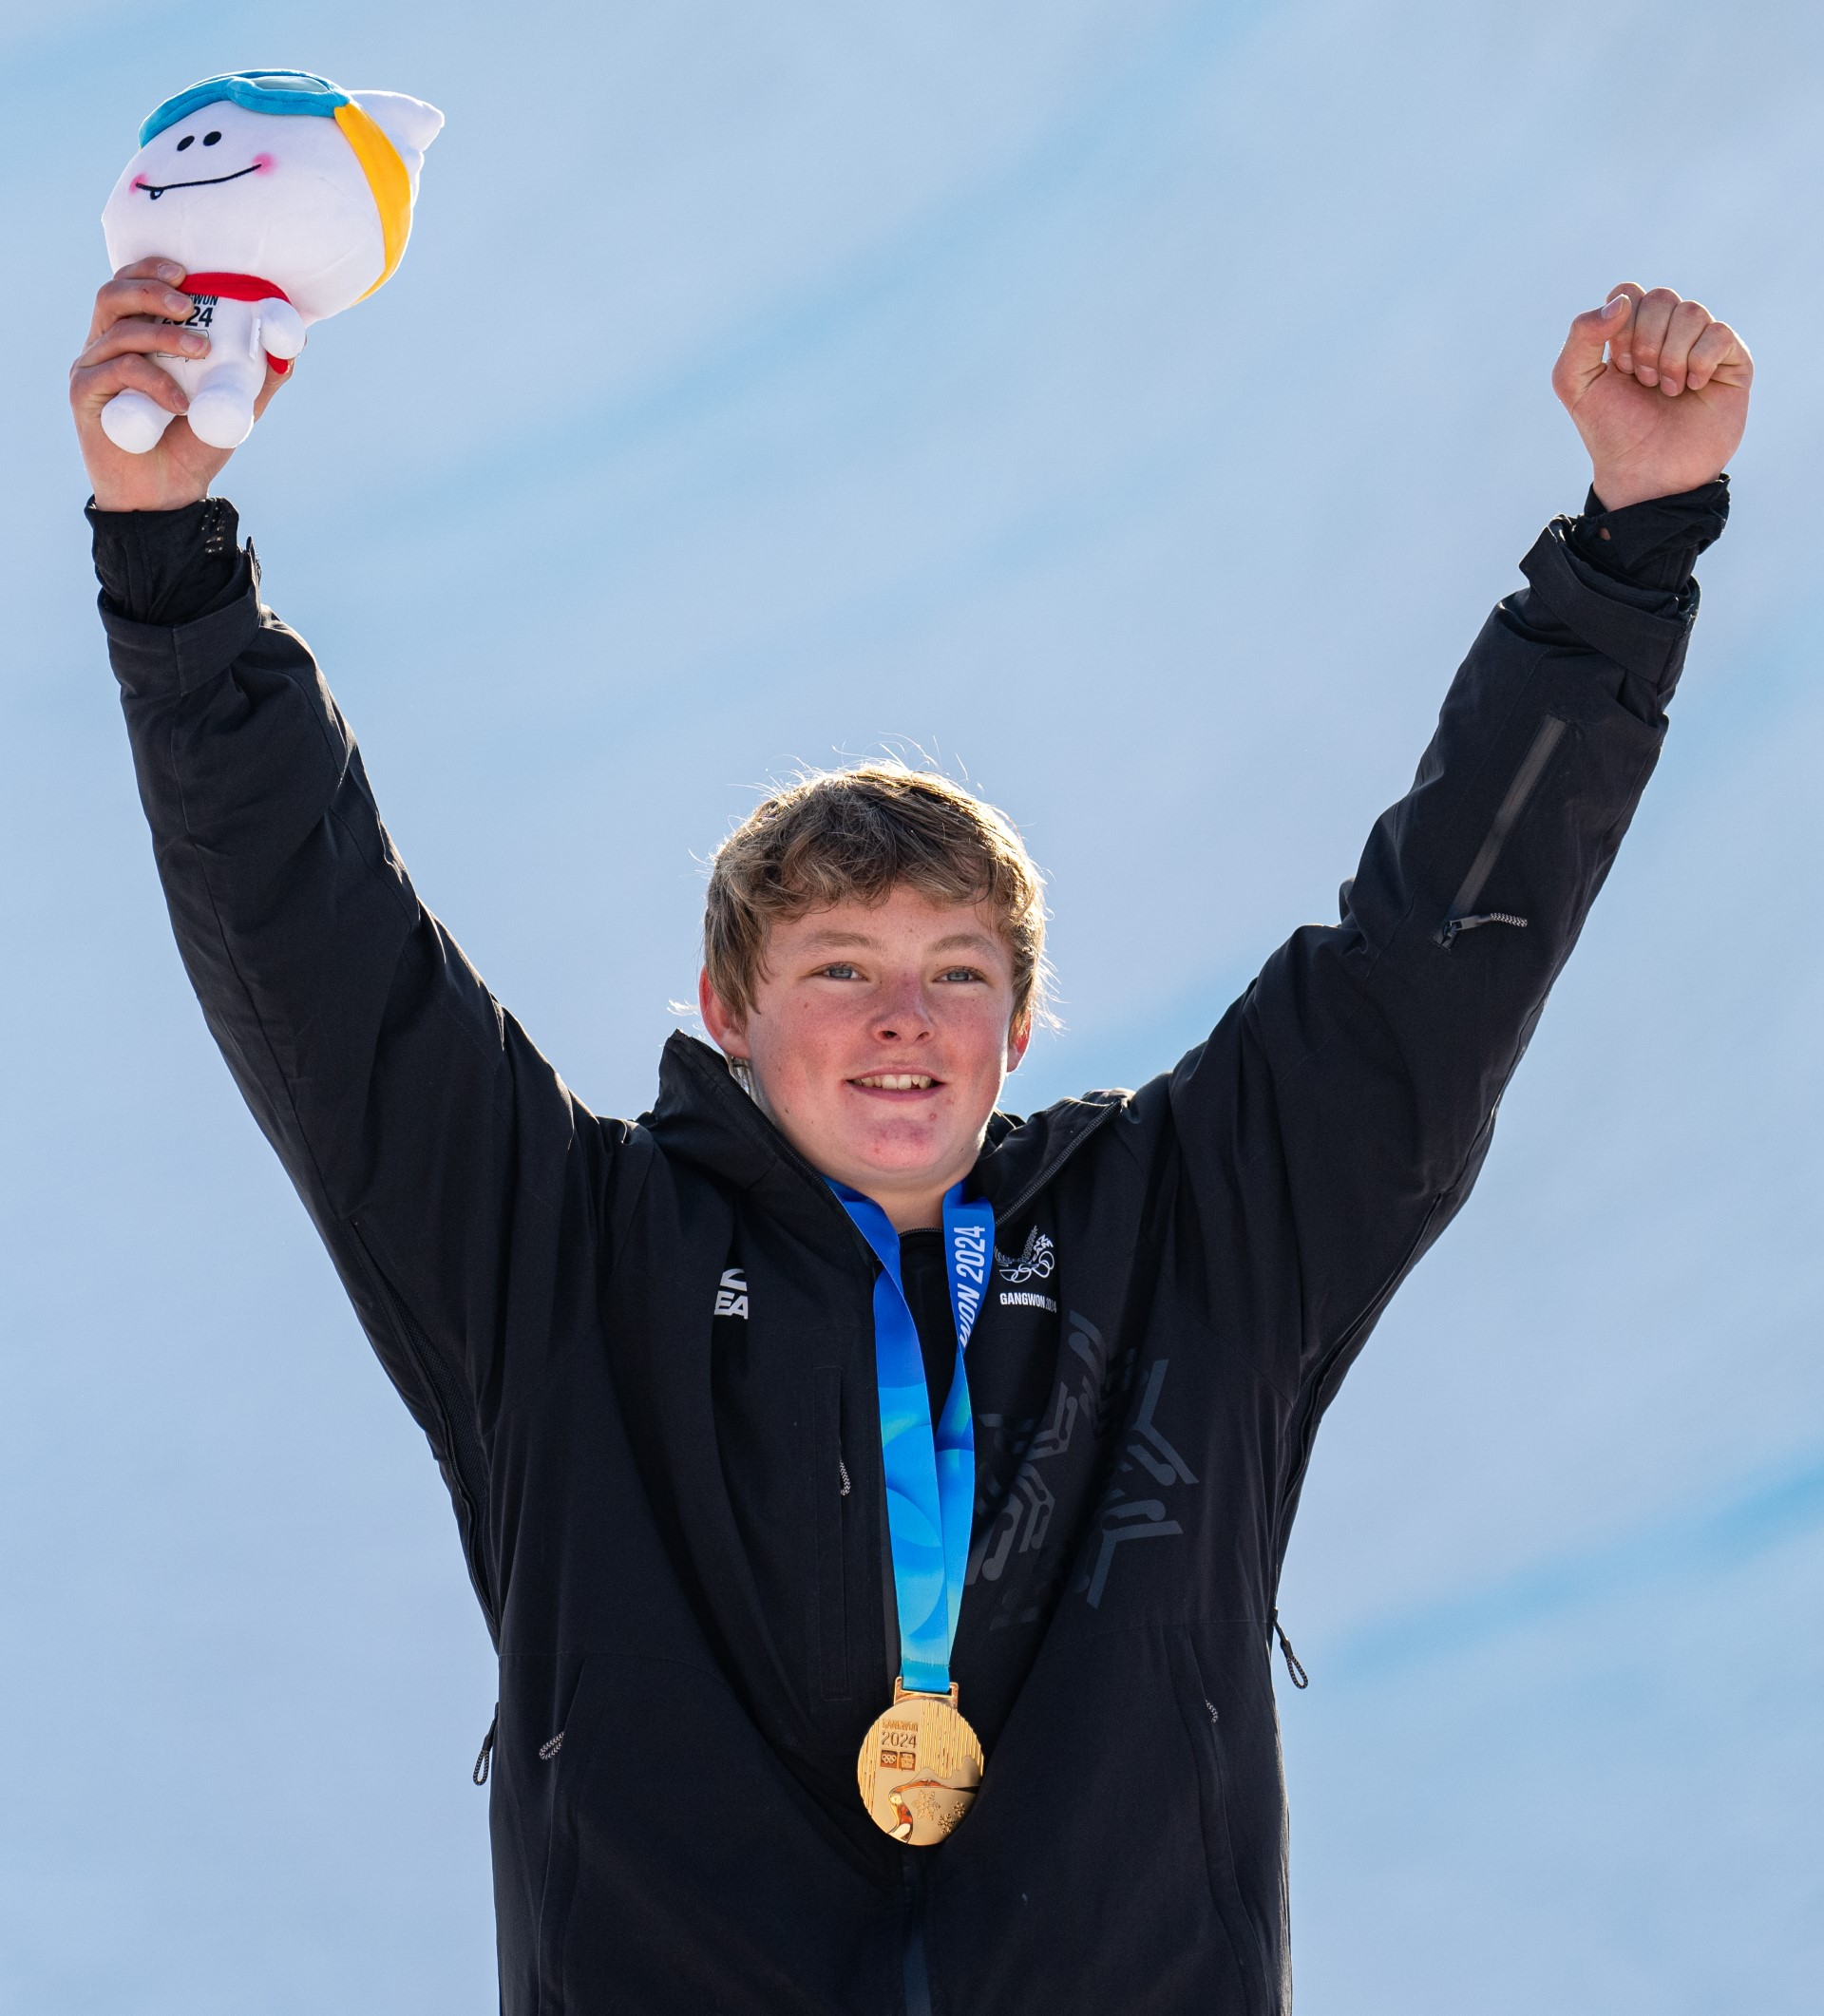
[642,1032,1123,1234]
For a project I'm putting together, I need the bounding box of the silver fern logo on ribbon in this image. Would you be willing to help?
[995,1228,1055,1284]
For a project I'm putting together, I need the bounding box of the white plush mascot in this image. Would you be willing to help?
[100,69,442,452]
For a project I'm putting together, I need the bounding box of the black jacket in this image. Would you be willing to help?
[96,484,1724,2014]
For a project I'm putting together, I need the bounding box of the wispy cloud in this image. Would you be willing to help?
[1327,1449,1824,1683]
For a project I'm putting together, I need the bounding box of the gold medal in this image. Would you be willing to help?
[856,1679,985,1845]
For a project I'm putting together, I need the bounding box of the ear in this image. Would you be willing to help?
[698,968,749,1059]
[1006,1013,1033,1073]
[348,90,445,160]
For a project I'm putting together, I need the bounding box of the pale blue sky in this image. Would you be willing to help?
[4,4,1821,2009]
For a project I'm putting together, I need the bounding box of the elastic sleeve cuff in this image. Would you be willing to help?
[1568,476,1730,592]
[100,555,263,701]
[1517,520,1697,694]
[88,495,248,626]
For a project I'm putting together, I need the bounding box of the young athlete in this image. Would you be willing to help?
[72,259,1750,2012]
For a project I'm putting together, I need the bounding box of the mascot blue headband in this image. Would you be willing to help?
[136,71,413,302]
[139,71,352,147]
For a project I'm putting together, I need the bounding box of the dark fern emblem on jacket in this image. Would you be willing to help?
[995,1228,1055,1284]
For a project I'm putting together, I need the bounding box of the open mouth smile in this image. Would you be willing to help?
[134,162,263,200]
[851,1074,939,1093]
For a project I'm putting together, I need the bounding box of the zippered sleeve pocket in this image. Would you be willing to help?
[1435,714,1568,947]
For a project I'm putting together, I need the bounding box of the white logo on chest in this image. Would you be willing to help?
[713,1268,749,1320]
[995,1229,1055,1284]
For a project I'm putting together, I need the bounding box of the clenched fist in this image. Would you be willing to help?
[1554,284,1751,512]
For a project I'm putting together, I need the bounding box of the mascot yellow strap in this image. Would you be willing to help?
[332,101,412,299]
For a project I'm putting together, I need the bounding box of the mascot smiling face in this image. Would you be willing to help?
[98,71,441,451]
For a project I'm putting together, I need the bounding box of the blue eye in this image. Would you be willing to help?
[176,135,194,151]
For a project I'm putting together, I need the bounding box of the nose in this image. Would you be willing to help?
[870,974,933,1045]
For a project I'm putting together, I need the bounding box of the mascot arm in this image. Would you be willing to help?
[256,298,307,361]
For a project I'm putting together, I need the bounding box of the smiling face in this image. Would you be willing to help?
[102,101,386,318]
[699,886,1032,1229]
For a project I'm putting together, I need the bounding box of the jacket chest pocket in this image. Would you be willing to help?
[488,1654,588,2013]
[808,1365,854,1702]
[1173,1630,1285,2012]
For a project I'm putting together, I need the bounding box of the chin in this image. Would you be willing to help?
[852,1124,968,1180]
[852,1138,944,1175]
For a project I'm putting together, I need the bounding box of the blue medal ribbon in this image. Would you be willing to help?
[834,1182,994,1696]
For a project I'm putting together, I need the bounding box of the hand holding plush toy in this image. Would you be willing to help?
[98,69,441,453]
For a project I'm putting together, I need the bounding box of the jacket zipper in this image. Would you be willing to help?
[472,1705,498,1785]
[1269,1610,1308,1689]
[901,1855,934,2016]
[1273,1182,1453,1585]
[1435,714,1567,946]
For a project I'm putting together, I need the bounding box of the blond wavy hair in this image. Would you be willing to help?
[703,761,1050,1029]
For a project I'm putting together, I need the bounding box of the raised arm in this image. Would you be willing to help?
[73,265,634,1631]
[1167,285,1750,1428]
